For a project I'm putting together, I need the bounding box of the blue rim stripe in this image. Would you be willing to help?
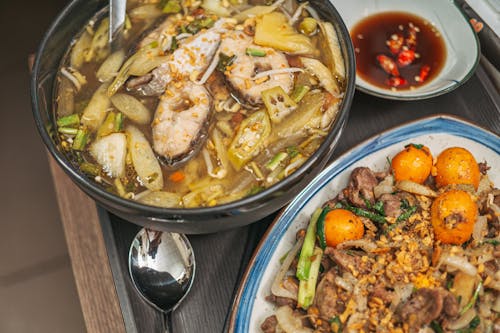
[233,115,499,332]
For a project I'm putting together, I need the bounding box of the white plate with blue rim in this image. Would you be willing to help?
[329,0,480,100]
[228,114,500,332]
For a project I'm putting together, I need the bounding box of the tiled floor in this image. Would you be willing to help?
[0,0,86,331]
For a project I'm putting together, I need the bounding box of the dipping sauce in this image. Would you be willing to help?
[351,12,447,90]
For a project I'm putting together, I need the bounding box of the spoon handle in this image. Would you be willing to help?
[162,312,173,333]
[109,0,126,43]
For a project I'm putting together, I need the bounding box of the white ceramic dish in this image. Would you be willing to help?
[330,0,480,100]
[229,114,500,332]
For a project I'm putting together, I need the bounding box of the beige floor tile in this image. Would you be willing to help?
[0,265,86,333]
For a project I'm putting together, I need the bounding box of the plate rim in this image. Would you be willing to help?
[228,113,500,332]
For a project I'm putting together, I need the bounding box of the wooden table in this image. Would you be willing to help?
[49,60,499,333]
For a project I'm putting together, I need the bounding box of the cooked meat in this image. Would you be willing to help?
[379,193,402,217]
[346,167,379,207]
[370,283,394,305]
[261,315,278,333]
[325,247,371,275]
[265,294,297,308]
[440,289,459,317]
[478,161,490,175]
[399,288,458,332]
[314,268,339,319]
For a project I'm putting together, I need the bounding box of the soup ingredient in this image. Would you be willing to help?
[254,12,315,55]
[391,144,433,184]
[318,208,365,247]
[351,11,446,90]
[132,19,226,96]
[219,30,294,106]
[96,50,126,82]
[435,147,480,189]
[431,189,477,245]
[227,110,271,170]
[89,133,127,178]
[81,83,111,131]
[136,191,181,208]
[261,86,297,123]
[152,81,211,165]
[127,125,163,191]
[110,93,151,125]
[299,18,318,36]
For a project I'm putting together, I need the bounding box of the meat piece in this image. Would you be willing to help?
[325,248,371,275]
[261,315,278,333]
[398,288,456,332]
[265,294,297,308]
[478,162,490,175]
[440,289,459,317]
[346,167,379,208]
[314,268,339,319]
[379,193,402,217]
[370,283,394,305]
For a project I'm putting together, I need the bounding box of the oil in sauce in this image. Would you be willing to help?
[351,12,447,90]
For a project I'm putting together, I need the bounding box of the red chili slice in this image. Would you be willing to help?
[386,76,408,87]
[417,65,431,83]
[397,49,416,67]
[377,54,400,76]
[386,33,404,55]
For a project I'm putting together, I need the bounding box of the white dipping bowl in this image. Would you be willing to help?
[330,0,480,100]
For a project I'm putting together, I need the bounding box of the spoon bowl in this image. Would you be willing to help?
[129,229,195,330]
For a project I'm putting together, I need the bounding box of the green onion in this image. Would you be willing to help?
[290,85,310,103]
[245,48,266,57]
[265,152,288,171]
[340,201,387,224]
[430,321,443,333]
[114,112,124,131]
[57,114,80,127]
[459,280,482,315]
[372,200,385,215]
[396,205,417,222]
[162,0,181,13]
[330,316,343,333]
[72,129,89,151]
[483,239,500,246]
[80,162,100,176]
[297,246,323,309]
[296,208,322,281]
[316,207,332,249]
[248,186,264,196]
[286,146,300,158]
[217,53,236,72]
[58,127,79,135]
[170,37,178,51]
[249,161,264,180]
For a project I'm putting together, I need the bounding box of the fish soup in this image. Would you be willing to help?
[54,0,346,208]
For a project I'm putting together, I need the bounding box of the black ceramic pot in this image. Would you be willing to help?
[31,0,355,234]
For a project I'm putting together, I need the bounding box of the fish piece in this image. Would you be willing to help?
[133,19,228,96]
[136,15,178,50]
[152,81,212,165]
[219,30,293,106]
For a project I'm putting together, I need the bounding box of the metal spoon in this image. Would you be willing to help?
[109,0,127,44]
[129,228,195,333]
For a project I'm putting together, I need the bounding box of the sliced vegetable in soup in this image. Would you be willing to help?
[54,0,346,208]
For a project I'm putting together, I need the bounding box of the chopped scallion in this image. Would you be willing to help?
[265,152,288,171]
[57,114,80,127]
[245,48,266,57]
[80,162,100,176]
[72,129,89,151]
[290,85,310,103]
[58,127,79,135]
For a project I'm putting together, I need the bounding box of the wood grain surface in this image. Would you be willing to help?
[48,158,126,333]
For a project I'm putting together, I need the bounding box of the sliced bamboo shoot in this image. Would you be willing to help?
[81,83,111,132]
[126,125,163,191]
[111,93,151,125]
